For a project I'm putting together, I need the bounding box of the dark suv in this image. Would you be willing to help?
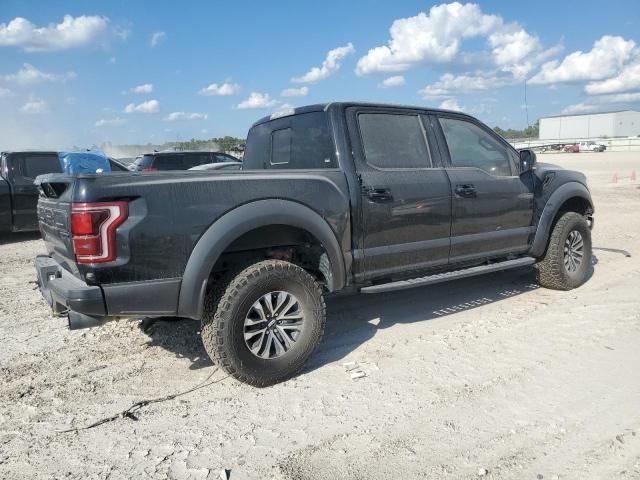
[131,151,239,171]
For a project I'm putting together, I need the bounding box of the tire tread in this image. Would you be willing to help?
[201,259,326,386]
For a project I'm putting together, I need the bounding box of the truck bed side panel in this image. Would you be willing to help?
[38,170,350,285]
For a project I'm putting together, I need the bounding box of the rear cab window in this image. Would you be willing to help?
[135,155,154,169]
[244,111,336,170]
[20,153,62,179]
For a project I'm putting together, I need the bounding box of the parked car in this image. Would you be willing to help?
[108,158,130,171]
[1,151,64,232]
[188,162,242,171]
[131,151,239,171]
[35,102,594,386]
[578,141,606,152]
[1,151,127,233]
[563,144,580,153]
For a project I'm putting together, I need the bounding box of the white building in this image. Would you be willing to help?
[539,110,640,140]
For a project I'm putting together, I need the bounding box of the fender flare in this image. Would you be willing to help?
[529,182,594,257]
[177,199,346,319]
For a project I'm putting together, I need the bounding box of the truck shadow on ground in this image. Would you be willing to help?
[307,267,541,372]
[0,232,40,245]
[141,265,554,373]
[141,257,602,376]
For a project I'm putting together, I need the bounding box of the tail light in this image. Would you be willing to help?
[142,167,158,172]
[70,202,128,264]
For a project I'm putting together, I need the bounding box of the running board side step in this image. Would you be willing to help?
[361,257,536,294]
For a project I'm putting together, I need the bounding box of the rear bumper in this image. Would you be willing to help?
[35,255,108,329]
[35,255,183,329]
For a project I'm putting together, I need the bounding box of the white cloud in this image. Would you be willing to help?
[198,81,240,96]
[281,86,309,97]
[0,87,13,97]
[585,60,640,95]
[356,3,500,75]
[292,43,355,83]
[271,103,296,117]
[237,92,277,109]
[0,15,110,52]
[20,97,47,114]
[164,112,208,121]
[561,92,640,114]
[420,72,510,97]
[123,99,160,113]
[150,31,166,48]
[439,98,464,111]
[355,2,556,83]
[129,83,153,94]
[379,75,405,88]
[95,117,126,127]
[489,25,540,68]
[3,63,76,86]
[530,36,636,85]
[560,103,598,115]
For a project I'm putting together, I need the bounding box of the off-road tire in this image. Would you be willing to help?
[201,259,326,387]
[536,211,592,290]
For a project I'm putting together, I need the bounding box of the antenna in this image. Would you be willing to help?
[524,78,531,148]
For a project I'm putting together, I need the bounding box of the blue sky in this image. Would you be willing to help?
[1,0,639,149]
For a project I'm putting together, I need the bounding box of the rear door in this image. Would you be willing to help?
[433,114,534,263]
[10,152,62,231]
[346,106,451,281]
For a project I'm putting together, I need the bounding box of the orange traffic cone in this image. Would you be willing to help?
[612,173,618,183]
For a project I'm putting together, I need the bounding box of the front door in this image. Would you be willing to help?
[433,114,534,263]
[346,107,451,281]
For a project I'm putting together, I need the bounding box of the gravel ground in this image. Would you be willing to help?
[1,152,639,480]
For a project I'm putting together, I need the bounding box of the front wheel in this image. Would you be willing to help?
[536,211,592,290]
[201,259,326,386]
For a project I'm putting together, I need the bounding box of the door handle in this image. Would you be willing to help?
[364,186,393,202]
[455,184,477,198]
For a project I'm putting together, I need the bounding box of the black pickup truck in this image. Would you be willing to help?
[35,102,594,386]
[1,151,63,232]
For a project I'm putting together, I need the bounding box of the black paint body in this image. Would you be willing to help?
[1,151,61,232]
[34,103,594,321]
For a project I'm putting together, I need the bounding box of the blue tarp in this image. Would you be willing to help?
[58,151,111,174]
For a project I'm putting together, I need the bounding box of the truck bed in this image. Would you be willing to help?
[36,170,351,284]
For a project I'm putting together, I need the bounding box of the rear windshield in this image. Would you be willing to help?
[138,153,217,170]
[244,111,336,169]
[135,155,154,168]
[19,153,63,179]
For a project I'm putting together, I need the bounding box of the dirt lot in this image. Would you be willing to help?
[1,151,640,480]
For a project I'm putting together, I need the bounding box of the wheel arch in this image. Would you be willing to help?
[529,182,594,258]
[177,199,346,319]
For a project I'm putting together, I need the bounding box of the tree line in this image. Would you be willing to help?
[493,121,539,139]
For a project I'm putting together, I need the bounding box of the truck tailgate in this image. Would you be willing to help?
[36,177,79,275]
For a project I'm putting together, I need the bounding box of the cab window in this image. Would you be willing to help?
[358,113,430,169]
[439,117,513,176]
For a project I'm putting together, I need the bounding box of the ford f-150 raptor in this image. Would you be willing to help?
[35,102,594,386]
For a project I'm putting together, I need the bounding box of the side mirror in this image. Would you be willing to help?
[519,149,536,174]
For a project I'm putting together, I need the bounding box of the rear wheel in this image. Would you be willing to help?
[536,211,592,290]
[201,259,326,386]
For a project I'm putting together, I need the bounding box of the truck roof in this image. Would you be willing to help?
[251,101,469,127]
[1,150,58,155]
